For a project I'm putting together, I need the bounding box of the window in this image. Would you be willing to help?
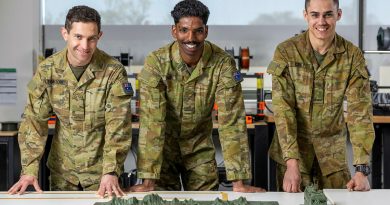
[43,0,356,25]
[366,0,390,25]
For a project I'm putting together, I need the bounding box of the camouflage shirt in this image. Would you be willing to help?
[18,48,133,186]
[267,31,375,175]
[137,41,251,181]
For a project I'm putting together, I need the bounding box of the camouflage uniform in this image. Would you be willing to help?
[137,41,251,190]
[18,48,133,190]
[267,31,375,189]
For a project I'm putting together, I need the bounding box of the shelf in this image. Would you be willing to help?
[363,50,390,54]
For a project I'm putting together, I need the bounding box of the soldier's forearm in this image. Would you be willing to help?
[286,158,299,169]
[142,179,155,186]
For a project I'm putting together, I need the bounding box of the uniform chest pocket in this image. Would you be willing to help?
[288,62,313,87]
[48,84,70,119]
[86,87,107,128]
[139,77,162,108]
[325,68,349,112]
[195,81,213,118]
[325,72,347,108]
[165,78,180,108]
[288,62,313,113]
[49,84,69,107]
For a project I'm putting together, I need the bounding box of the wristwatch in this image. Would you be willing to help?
[355,164,371,176]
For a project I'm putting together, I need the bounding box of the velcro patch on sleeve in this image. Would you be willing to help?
[123,83,133,94]
[233,70,243,82]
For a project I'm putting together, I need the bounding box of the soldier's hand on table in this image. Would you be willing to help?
[8,175,42,195]
[128,179,155,192]
[283,159,302,193]
[232,180,266,192]
[97,174,124,198]
[346,172,370,191]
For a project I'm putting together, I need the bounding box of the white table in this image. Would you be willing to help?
[323,189,390,205]
[2,190,389,205]
[0,191,303,205]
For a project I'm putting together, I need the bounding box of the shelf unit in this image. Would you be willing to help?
[364,51,390,54]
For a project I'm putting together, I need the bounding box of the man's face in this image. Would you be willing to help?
[61,22,102,67]
[171,16,208,62]
[304,0,341,43]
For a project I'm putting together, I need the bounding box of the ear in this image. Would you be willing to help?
[337,8,342,21]
[98,31,103,40]
[171,25,177,39]
[204,25,208,38]
[303,9,308,22]
[61,27,68,41]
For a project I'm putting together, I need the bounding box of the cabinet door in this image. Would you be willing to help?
[0,136,21,191]
[0,142,7,190]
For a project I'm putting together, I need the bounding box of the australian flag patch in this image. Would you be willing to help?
[233,70,243,82]
[123,83,133,94]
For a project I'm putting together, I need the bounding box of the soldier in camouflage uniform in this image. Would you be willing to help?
[129,0,264,192]
[8,6,132,198]
[267,0,375,192]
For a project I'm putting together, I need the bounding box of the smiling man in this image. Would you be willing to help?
[8,5,132,198]
[267,0,375,192]
[130,0,265,192]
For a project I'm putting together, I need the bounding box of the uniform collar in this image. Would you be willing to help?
[171,40,213,70]
[301,30,346,71]
[87,49,105,72]
[333,33,346,54]
[55,48,101,87]
[57,48,105,72]
[303,30,346,56]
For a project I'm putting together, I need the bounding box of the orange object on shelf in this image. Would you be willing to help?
[213,103,218,111]
[240,48,250,69]
[48,115,56,129]
[48,115,56,124]
[258,101,265,111]
[246,116,253,124]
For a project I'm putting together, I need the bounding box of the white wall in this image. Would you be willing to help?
[0,0,41,122]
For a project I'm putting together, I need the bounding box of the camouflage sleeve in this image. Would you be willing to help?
[345,49,375,165]
[18,68,52,177]
[137,54,167,179]
[215,57,251,181]
[103,66,133,176]
[267,45,299,161]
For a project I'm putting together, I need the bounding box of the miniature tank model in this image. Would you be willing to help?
[304,184,327,205]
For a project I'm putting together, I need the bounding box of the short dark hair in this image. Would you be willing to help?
[305,0,339,10]
[65,5,101,33]
[171,0,210,25]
